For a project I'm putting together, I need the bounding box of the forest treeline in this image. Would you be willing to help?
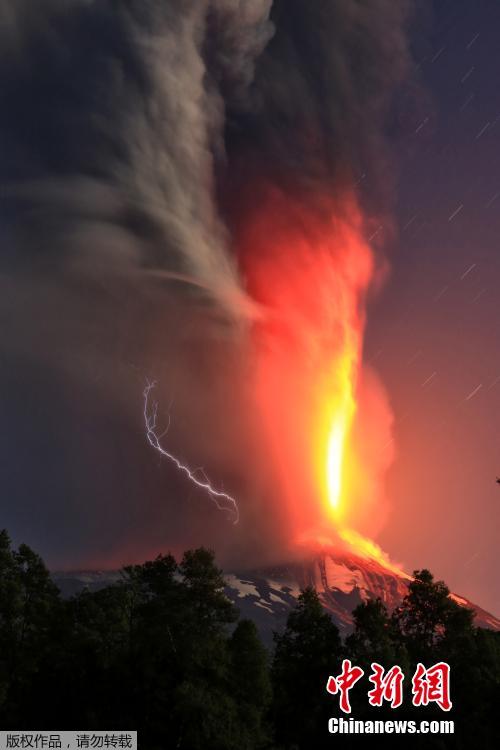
[0,530,498,748]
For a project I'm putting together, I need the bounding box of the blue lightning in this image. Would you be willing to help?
[143,381,239,524]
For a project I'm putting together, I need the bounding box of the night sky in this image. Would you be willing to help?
[371,1,500,615]
[0,1,498,616]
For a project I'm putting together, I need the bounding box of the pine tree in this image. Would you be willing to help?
[346,597,409,671]
[272,587,342,749]
[229,619,272,749]
[393,569,474,662]
[0,531,62,727]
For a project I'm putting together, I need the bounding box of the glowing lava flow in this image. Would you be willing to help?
[325,350,357,514]
[234,183,399,570]
[143,381,239,523]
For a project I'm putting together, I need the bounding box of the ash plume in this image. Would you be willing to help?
[0,0,416,569]
[220,0,413,218]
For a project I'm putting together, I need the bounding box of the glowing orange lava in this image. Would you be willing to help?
[237,182,398,570]
[321,345,357,516]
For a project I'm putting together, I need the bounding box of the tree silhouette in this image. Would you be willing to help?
[346,597,408,671]
[0,531,499,748]
[229,619,272,749]
[272,587,342,749]
[393,569,475,662]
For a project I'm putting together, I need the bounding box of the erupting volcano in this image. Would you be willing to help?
[2,0,496,633]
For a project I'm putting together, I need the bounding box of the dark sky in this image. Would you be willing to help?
[0,1,498,616]
[370,0,500,615]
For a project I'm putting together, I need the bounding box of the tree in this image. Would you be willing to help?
[178,547,237,632]
[393,569,475,662]
[272,587,342,749]
[346,597,408,671]
[387,569,500,748]
[0,531,62,727]
[170,548,240,750]
[229,619,272,749]
[120,552,182,734]
[2,531,499,748]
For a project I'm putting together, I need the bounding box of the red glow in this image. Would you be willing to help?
[237,182,398,567]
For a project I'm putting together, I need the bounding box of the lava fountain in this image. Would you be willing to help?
[236,182,398,568]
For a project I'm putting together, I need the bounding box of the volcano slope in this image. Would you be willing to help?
[53,549,500,647]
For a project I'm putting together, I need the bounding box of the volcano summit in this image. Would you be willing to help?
[53,547,500,648]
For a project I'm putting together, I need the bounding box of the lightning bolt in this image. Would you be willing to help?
[143,381,239,524]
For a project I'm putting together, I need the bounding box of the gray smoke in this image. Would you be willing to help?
[0,0,275,315]
[0,0,416,568]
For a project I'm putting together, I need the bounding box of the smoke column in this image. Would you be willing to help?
[218,0,413,556]
[0,0,415,567]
